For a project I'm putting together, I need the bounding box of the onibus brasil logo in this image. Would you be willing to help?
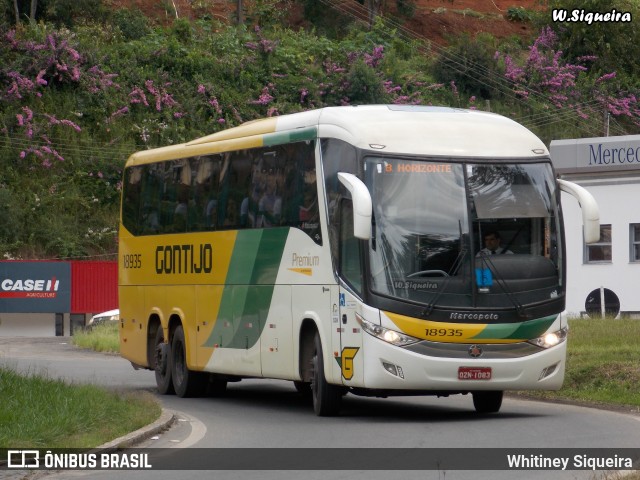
[6,450,152,469]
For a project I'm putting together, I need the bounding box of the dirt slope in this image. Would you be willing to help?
[105,0,542,45]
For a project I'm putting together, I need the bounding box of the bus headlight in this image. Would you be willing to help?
[527,327,568,349]
[356,313,420,347]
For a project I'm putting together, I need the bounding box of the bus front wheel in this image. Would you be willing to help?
[171,325,208,398]
[310,332,342,416]
[472,391,503,414]
[154,327,174,395]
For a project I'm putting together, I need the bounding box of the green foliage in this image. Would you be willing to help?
[42,0,109,27]
[345,60,388,104]
[546,0,640,84]
[432,33,504,99]
[506,6,532,22]
[246,0,292,29]
[396,0,416,18]
[0,188,25,248]
[301,0,352,37]
[112,8,150,41]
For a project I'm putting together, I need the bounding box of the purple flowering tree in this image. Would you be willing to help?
[497,27,640,131]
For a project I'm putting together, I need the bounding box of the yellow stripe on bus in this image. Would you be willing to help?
[186,117,277,145]
[383,311,522,344]
[125,135,266,167]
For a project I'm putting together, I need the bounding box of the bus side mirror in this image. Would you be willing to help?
[557,179,600,244]
[338,172,372,240]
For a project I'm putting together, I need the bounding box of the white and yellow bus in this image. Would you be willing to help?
[119,105,599,415]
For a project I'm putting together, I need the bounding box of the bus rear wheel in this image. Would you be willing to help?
[310,332,342,416]
[171,325,208,398]
[472,391,503,414]
[154,327,174,395]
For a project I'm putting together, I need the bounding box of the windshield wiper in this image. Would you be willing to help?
[476,253,527,318]
[422,247,469,316]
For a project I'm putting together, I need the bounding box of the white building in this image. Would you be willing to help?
[550,135,640,318]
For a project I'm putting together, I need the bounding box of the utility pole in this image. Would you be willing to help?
[13,0,19,25]
[29,0,37,24]
[237,0,244,25]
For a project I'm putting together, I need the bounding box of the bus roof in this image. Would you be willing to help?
[125,105,548,167]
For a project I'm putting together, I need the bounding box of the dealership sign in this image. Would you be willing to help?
[550,134,640,173]
[0,262,71,312]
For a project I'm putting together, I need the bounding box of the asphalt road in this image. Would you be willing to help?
[1,337,639,480]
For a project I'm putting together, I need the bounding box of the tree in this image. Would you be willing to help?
[546,0,640,86]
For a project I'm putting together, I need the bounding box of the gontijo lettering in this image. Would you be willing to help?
[155,244,213,274]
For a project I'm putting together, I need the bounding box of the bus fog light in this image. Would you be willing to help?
[382,361,405,379]
[539,362,559,380]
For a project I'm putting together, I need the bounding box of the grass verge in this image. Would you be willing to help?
[518,318,640,410]
[72,322,120,353]
[0,368,160,448]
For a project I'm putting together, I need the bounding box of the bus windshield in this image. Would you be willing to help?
[365,158,562,312]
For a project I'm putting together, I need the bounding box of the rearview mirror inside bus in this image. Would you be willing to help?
[337,172,372,240]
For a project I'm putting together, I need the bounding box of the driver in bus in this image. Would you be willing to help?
[478,231,513,256]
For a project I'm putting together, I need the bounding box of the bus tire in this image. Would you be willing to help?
[472,391,503,414]
[310,332,342,416]
[154,327,174,395]
[171,325,207,398]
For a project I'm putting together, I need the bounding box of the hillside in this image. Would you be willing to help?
[1,0,639,260]
[106,0,541,45]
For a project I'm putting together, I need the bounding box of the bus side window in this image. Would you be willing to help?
[339,199,363,294]
[122,166,143,235]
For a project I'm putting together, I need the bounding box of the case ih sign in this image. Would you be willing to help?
[0,262,71,313]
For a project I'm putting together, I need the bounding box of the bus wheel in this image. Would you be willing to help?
[472,391,503,414]
[310,332,342,416]
[154,327,174,395]
[171,325,207,398]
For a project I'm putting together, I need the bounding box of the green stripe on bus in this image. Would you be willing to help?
[470,315,557,341]
[509,315,557,340]
[469,322,520,340]
[263,127,317,147]
[204,228,290,349]
[226,230,263,284]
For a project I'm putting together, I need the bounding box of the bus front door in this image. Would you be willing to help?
[337,288,364,387]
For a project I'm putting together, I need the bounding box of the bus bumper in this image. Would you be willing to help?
[358,333,566,392]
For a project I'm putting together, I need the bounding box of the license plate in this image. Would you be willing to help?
[458,366,492,380]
